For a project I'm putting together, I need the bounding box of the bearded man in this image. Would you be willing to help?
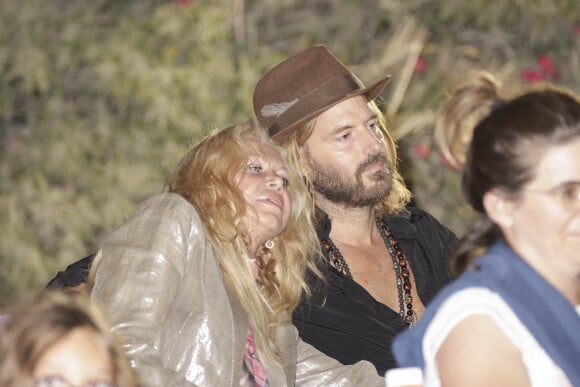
[253,45,457,375]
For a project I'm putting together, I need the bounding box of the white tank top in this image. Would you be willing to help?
[420,287,577,387]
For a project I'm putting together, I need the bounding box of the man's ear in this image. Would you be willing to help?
[482,189,516,228]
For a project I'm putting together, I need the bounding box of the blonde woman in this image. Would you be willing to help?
[90,122,383,386]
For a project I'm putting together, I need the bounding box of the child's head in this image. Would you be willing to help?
[0,291,136,387]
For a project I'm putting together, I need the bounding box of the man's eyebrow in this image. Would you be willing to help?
[557,180,580,188]
[325,112,378,137]
[366,112,378,122]
[329,123,354,135]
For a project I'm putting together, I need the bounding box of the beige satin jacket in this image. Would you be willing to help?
[91,193,384,387]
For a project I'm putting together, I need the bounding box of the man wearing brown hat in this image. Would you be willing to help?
[253,45,457,375]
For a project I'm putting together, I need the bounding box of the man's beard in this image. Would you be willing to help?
[307,152,393,207]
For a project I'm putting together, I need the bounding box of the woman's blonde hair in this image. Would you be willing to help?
[0,291,136,387]
[435,70,508,168]
[166,121,322,365]
[279,99,412,218]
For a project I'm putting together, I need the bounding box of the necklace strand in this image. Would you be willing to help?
[320,218,416,326]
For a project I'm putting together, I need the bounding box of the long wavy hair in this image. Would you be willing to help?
[437,71,580,274]
[0,291,136,387]
[435,71,506,169]
[166,121,321,365]
[279,99,412,219]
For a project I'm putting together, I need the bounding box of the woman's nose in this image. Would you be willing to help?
[267,174,283,190]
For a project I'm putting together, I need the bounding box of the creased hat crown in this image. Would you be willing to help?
[253,45,391,142]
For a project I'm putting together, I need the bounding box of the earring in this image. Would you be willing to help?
[265,240,274,250]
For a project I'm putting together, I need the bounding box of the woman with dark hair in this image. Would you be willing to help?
[0,291,136,387]
[393,72,580,386]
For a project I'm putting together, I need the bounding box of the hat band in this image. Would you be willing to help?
[268,73,365,137]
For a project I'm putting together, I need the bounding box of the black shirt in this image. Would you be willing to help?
[292,206,457,375]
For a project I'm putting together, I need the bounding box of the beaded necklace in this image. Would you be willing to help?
[320,217,416,326]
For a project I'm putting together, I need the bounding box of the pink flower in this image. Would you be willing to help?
[521,69,544,83]
[177,0,195,6]
[414,56,427,75]
[537,55,557,79]
[414,143,431,159]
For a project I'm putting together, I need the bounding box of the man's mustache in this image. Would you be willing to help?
[357,153,389,174]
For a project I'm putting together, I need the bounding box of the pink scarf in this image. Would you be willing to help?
[242,323,269,387]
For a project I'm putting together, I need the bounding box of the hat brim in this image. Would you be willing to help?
[270,75,391,142]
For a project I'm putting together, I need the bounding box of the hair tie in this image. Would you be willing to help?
[490,98,506,111]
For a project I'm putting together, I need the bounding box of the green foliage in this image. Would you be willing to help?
[0,0,260,304]
[1,0,579,305]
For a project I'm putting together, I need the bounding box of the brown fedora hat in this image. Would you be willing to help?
[253,44,391,142]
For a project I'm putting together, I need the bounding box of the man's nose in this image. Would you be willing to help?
[361,126,384,153]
